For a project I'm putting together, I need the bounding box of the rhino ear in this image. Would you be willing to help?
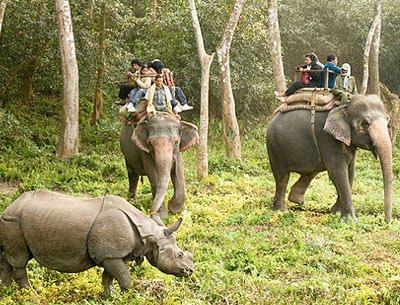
[180,121,199,152]
[132,121,150,153]
[323,106,351,146]
[164,218,183,237]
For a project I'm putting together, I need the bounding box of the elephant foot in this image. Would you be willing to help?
[340,210,356,222]
[330,201,341,214]
[168,199,185,215]
[272,203,287,212]
[288,189,305,205]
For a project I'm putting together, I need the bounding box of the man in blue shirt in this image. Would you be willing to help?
[323,54,341,89]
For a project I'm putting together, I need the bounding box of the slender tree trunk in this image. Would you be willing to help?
[0,0,7,37]
[216,0,245,160]
[368,0,381,96]
[149,0,157,22]
[188,0,215,180]
[267,0,286,93]
[360,0,381,95]
[91,2,107,125]
[22,56,38,107]
[55,0,79,159]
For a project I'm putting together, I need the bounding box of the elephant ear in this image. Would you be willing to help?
[132,121,150,153]
[180,121,199,152]
[323,106,351,146]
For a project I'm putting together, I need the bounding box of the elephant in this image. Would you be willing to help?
[266,94,393,222]
[120,112,199,225]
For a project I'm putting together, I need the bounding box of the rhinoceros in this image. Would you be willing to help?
[0,190,194,297]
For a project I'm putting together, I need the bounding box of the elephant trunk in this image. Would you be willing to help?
[368,118,393,223]
[149,137,175,218]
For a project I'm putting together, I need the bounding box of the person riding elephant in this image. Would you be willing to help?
[120,111,199,225]
[266,94,393,222]
[333,63,358,104]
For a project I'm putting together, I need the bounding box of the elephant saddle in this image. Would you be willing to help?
[275,90,340,114]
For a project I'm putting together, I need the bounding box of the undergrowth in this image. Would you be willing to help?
[0,97,400,304]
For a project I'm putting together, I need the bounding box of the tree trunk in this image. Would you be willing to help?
[149,0,157,22]
[22,56,38,108]
[91,1,107,125]
[368,0,381,96]
[0,0,7,37]
[360,0,381,95]
[267,0,286,93]
[188,0,215,180]
[216,0,245,161]
[55,0,79,159]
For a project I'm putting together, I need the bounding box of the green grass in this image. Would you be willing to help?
[0,97,400,304]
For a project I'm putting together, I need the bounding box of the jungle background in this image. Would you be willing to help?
[0,0,400,304]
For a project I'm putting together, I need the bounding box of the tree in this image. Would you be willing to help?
[55,0,79,159]
[368,0,381,96]
[0,0,6,37]
[267,0,286,93]
[188,0,215,180]
[91,1,107,125]
[360,0,381,95]
[216,0,245,160]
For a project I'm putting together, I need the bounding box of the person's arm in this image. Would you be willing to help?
[331,64,341,74]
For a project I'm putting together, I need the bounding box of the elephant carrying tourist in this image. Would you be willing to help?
[120,112,199,225]
[266,94,393,222]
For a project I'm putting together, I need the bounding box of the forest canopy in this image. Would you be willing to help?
[0,0,399,117]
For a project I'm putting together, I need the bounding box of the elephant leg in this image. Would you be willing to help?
[126,164,139,200]
[102,258,131,293]
[328,165,355,219]
[272,171,290,211]
[101,269,114,299]
[330,160,355,214]
[147,174,167,225]
[13,267,30,289]
[168,153,186,214]
[288,173,317,204]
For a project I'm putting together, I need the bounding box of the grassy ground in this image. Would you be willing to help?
[0,98,400,304]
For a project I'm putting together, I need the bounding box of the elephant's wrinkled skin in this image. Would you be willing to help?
[0,190,194,298]
[120,112,198,225]
[267,95,393,222]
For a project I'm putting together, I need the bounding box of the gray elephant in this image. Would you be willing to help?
[0,190,194,298]
[267,95,393,222]
[120,112,198,225]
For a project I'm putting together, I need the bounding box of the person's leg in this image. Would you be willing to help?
[285,82,307,96]
[174,87,193,110]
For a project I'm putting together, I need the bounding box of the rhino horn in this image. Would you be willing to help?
[164,218,183,236]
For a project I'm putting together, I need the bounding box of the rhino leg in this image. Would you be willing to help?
[13,267,30,289]
[0,219,31,288]
[102,258,131,293]
[101,269,114,299]
[0,255,13,286]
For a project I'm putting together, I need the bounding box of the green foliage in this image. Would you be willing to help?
[1,96,400,304]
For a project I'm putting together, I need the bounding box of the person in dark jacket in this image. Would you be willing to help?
[323,54,341,89]
[116,58,142,105]
[275,53,323,102]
